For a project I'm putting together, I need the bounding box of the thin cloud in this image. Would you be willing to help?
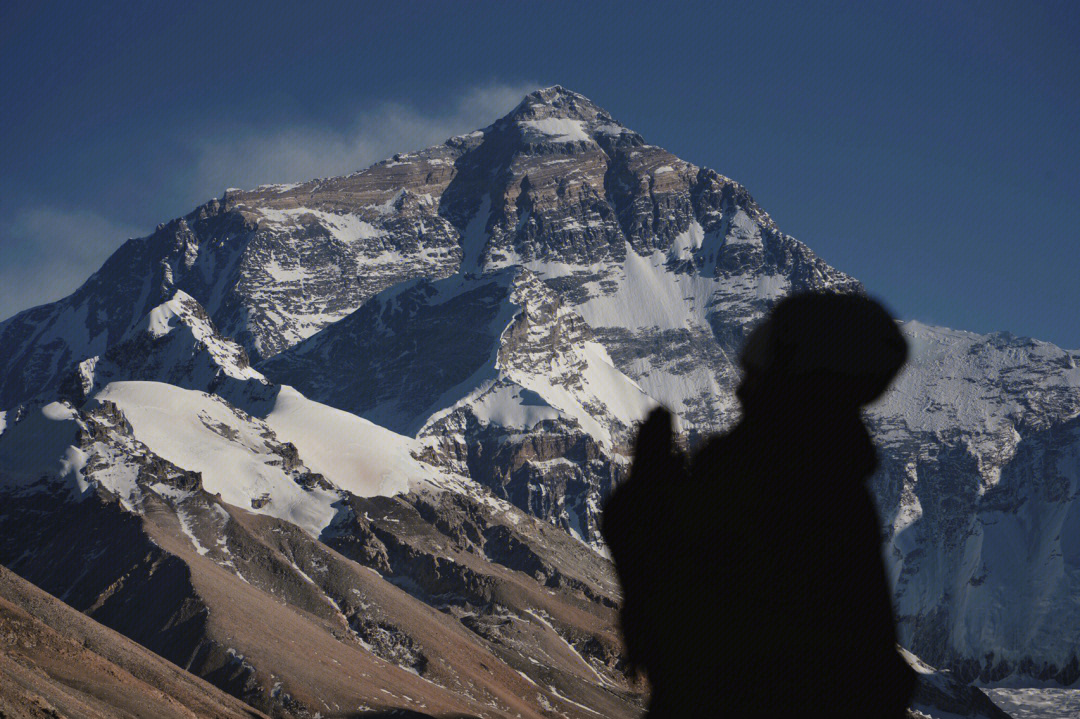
[189,82,538,197]
[0,207,144,321]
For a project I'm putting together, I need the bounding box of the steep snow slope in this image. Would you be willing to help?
[95,382,344,536]
[868,324,1080,681]
[263,385,440,497]
[875,322,1080,450]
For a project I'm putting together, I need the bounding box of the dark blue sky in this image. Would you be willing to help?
[2,1,1077,347]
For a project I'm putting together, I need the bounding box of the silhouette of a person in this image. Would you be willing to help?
[603,292,916,718]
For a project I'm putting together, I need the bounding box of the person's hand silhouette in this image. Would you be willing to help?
[630,407,686,483]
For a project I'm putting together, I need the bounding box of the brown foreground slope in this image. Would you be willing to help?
[0,564,264,719]
[0,395,641,717]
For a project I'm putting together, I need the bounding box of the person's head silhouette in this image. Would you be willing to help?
[736,292,908,420]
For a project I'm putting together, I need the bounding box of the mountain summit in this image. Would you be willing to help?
[0,86,853,409]
[505,85,619,123]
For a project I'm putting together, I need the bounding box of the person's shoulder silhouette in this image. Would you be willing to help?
[602,291,916,718]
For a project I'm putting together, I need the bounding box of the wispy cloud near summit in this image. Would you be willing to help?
[1,82,537,321]
[189,82,537,198]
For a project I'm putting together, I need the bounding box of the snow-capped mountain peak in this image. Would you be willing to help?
[63,290,265,402]
[2,87,1079,713]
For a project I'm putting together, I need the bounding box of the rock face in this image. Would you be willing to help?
[260,267,653,545]
[59,290,268,403]
[0,86,856,420]
[904,649,1014,719]
[0,84,1073,713]
[0,564,268,719]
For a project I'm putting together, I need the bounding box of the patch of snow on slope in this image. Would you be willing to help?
[519,118,591,143]
[578,340,655,425]
[459,195,492,275]
[668,220,704,260]
[82,443,143,511]
[593,123,629,136]
[564,243,742,332]
[468,383,562,430]
[175,505,211,556]
[263,385,436,498]
[724,208,764,245]
[265,255,309,283]
[141,298,185,339]
[503,338,655,448]
[983,688,1080,719]
[258,207,386,243]
[523,609,604,683]
[95,381,339,536]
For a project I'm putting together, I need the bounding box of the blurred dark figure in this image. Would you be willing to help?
[602,292,916,718]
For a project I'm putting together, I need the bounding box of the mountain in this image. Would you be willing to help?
[3,85,1073,715]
